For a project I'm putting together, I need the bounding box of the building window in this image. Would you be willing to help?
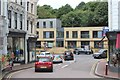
[8,10,11,28]
[81,31,89,38]
[27,20,29,30]
[66,31,69,38]
[81,41,90,48]
[50,31,54,38]
[36,41,41,48]
[57,31,64,38]
[50,21,53,28]
[36,31,39,37]
[43,21,46,28]
[37,22,39,28]
[94,41,103,48]
[20,14,22,30]
[93,31,103,38]
[43,31,54,38]
[72,31,78,38]
[14,12,17,29]
[27,2,29,11]
[31,3,33,13]
[31,21,33,33]
[20,0,22,5]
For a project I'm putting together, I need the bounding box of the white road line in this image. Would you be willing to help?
[6,69,27,79]
[61,65,68,68]
[6,71,18,79]
[58,64,61,65]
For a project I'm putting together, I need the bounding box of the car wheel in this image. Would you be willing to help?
[50,68,53,72]
[98,55,101,59]
[35,69,38,72]
[87,52,90,55]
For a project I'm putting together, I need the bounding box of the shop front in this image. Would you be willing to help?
[27,37,37,63]
[67,41,77,48]
[7,30,26,64]
[106,31,120,72]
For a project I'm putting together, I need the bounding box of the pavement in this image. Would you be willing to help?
[94,59,120,79]
[1,59,120,79]
[1,63,34,79]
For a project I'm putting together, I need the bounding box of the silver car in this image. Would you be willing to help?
[53,55,63,63]
[93,49,107,59]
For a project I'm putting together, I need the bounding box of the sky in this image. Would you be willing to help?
[37,0,95,9]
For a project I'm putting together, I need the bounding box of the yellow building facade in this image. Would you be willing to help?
[36,26,108,52]
[64,27,108,52]
[36,28,57,48]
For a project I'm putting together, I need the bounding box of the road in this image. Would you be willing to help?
[6,54,101,78]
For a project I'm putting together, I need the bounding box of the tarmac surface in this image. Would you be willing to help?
[2,57,119,79]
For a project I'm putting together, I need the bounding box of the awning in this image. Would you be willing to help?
[116,33,120,49]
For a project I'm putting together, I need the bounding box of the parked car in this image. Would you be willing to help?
[73,48,84,55]
[63,50,74,60]
[73,47,93,55]
[53,55,63,63]
[36,51,53,59]
[35,57,53,72]
[93,49,107,59]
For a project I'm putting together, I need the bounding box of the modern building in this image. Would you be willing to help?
[64,27,108,52]
[107,0,120,72]
[1,0,38,64]
[108,0,120,31]
[36,18,64,48]
[36,19,108,52]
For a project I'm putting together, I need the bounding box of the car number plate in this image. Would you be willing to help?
[40,66,47,68]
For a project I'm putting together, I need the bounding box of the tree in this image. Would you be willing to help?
[61,10,94,27]
[37,2,108,27]
[37,5,56,19]
[75,2,85,10]
[92,2,108,26]
[56,4,73,19]
[82,2,100,12]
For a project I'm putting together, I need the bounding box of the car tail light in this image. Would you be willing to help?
[35,62,39,65]
[47,62,52,65]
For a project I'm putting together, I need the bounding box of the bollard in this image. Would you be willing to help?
[105,63,108,75]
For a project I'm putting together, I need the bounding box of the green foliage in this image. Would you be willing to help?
[37,5,56,19]
[56,4,73,19]
[75,2,85,10]
[37,1,108,27]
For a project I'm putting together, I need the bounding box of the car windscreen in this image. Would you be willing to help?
[54,55,60,58]
[38,58,51,62]
[98,49,105,53]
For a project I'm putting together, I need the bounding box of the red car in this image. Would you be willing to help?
[35,57,53,72]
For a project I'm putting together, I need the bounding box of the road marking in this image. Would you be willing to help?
[58,64,61,65]
[6,69,26,79]
[89,61,99,77]
[61,65,68,68]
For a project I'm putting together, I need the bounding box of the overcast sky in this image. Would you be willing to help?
[37,0,95,9]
